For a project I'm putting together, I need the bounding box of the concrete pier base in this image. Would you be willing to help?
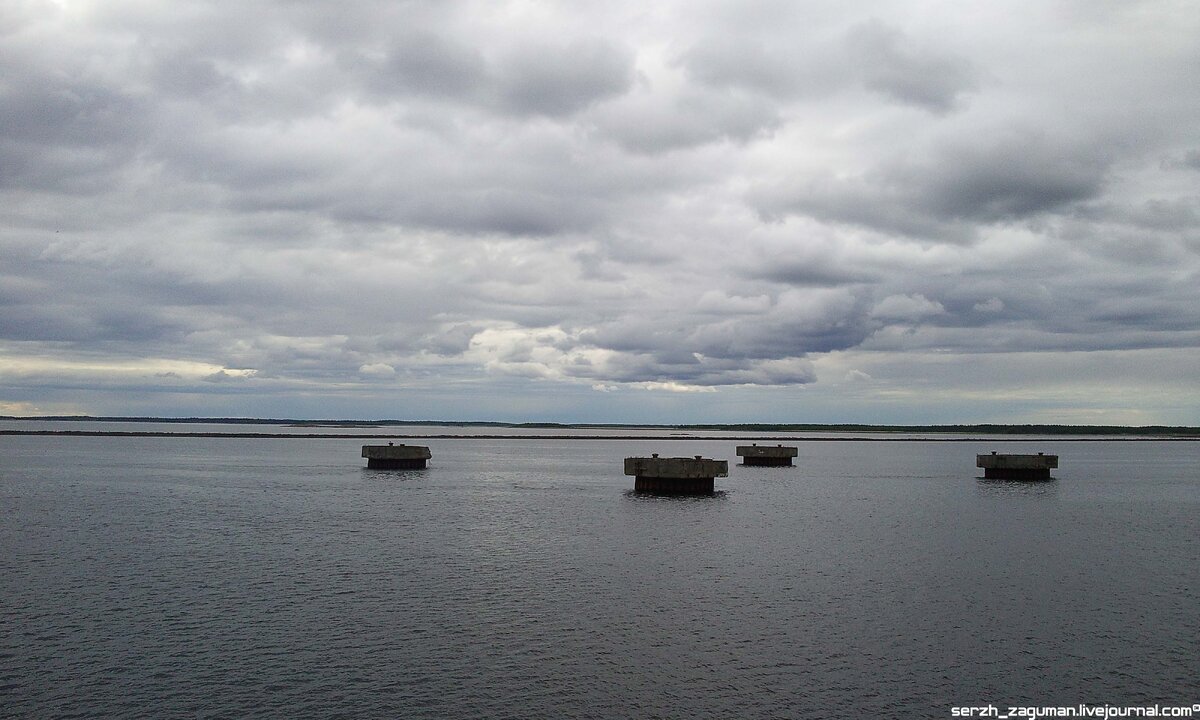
[634,476,715,494]
[362,443,432,469]
[976,452,1057,480]
[624,454,728,495]
[736,444,798,467]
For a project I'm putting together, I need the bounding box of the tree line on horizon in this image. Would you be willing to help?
[3,416,1198,436]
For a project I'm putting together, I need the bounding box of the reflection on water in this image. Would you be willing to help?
[622,489,730,502]
[361,467,429,481]
[976,477,1061,496]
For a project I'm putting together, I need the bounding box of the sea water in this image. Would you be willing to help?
[2,432,1197,717]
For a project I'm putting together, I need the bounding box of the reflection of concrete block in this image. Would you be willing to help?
[362,443,432,469]
[623,454,728,494]
[736,444,799,466]
[976,452,1058,480]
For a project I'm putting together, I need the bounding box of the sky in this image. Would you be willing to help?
[2,0,1199,424]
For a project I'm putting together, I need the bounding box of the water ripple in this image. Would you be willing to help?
[2,437,1197,717]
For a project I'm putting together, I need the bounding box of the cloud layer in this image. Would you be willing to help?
[2,0,1199,422]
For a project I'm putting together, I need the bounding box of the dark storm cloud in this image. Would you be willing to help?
[576,287,871,370]
[920,135,1108,222]
[742,258,878,287]
[687,319,872,359]
[752,129,1111,240]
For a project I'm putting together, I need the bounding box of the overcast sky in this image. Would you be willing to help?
[2,0,1199,424]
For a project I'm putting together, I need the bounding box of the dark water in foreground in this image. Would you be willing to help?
[2,436,1197,718]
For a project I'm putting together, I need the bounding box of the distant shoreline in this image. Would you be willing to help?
[2,416,1199,438]
[2,430,1198,441]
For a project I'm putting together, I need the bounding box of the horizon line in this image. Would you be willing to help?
[3,415,1199,435]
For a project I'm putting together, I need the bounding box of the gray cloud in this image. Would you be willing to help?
[741,251,879,287]
[371,32,487,99]
[752,128,1111,240]
[494,40,635,117]
[918,135,1108,222]
[679,18,977,113]
[1161,149,1200,172]
[1,0,1198,422]
[358,33,636,118]
[845,19,978,113]
[0,70,149,193]
[680,34,844,100]
[592,86,783,154]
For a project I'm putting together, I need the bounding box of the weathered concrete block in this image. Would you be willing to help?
[736,444,798,466]
[362,443,432,469]
[976,452,1058,480]
[624,454,728,494]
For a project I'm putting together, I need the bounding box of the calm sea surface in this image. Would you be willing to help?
[2,431,1197,718]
